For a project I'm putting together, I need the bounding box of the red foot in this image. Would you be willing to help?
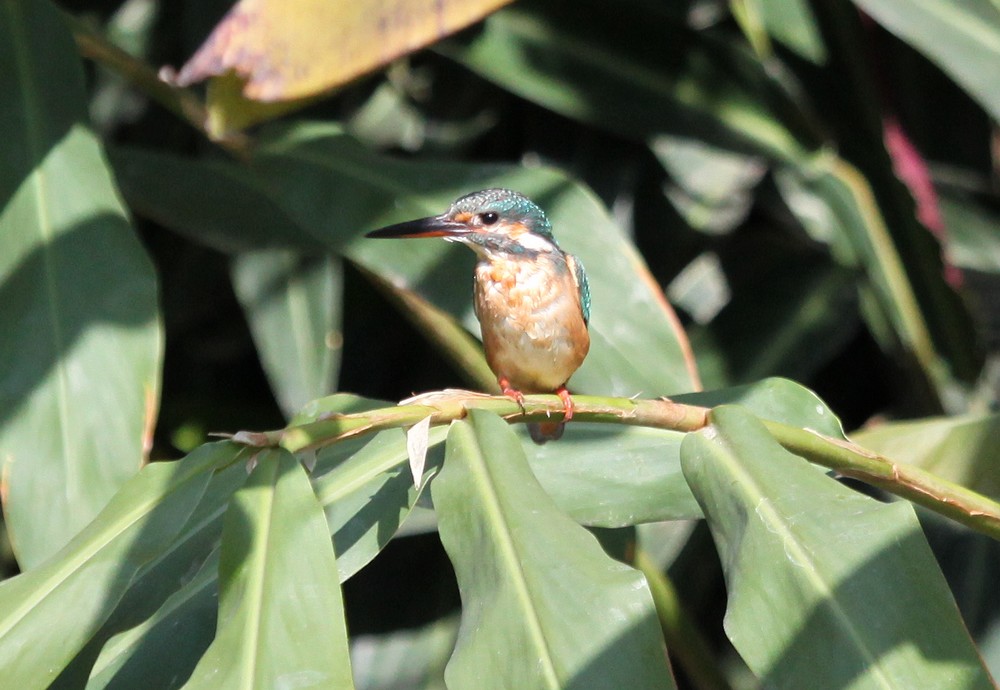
[499,377,525,411]
[556,386,574,422]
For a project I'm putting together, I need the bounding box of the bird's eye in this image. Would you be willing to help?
[480,212,499,225]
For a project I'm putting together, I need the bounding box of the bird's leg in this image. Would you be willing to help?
[556,386,574,422]
[498,377,526,413]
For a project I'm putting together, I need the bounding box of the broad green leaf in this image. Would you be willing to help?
[231,250,343,417]
[350,616,457,690]
[184,448,354,689]
[527,425,699,525]
[0,443,234,690]
[853,413,1000,500]
[174,0,515,134]
[440,0,818,162]
[433,410,675,690]
[851,0,1000,122]
[0,0,162,568]
[675,376,847,438]
[681,406,992,688]
[84,394,431,688]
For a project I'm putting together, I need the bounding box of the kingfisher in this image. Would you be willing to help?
[366,188,591,442]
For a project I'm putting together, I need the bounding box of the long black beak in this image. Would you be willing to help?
[366,214,469,239]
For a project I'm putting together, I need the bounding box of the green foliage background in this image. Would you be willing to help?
[1,0,999,688]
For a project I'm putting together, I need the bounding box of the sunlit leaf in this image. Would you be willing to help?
[434,410,675,689]
[0,0,162,568]
[682,406,992,688]
[184,448,354,689]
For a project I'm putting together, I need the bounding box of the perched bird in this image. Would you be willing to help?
[367,188,590,442]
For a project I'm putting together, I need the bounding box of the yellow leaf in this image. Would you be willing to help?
[174,0,514,134]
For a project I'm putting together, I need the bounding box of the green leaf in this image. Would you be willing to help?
[231,250,343,417]
[852,0,1000,122]
[681,406,992,688]
[433,410,675,690]
[527,425,699,525]
[184,448,354,689]
[675,376,846,438]
[0,0,162,568]
[0,442,234,690]
[852,413,1000,500]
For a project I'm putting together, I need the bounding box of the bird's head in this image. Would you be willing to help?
[366,189,560,258]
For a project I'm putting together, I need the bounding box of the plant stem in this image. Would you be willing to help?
[229,390,1000,542]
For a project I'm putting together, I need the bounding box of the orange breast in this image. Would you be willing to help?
[473,256,589,392]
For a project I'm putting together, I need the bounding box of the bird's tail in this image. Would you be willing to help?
[528,421,565,444]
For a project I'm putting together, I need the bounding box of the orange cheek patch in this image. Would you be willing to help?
[453,212,473,223]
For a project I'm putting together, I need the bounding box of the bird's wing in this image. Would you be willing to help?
[566,253,591,325]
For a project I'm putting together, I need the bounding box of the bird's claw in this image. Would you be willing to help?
[556,386,575,422]
[498,378,527,414]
